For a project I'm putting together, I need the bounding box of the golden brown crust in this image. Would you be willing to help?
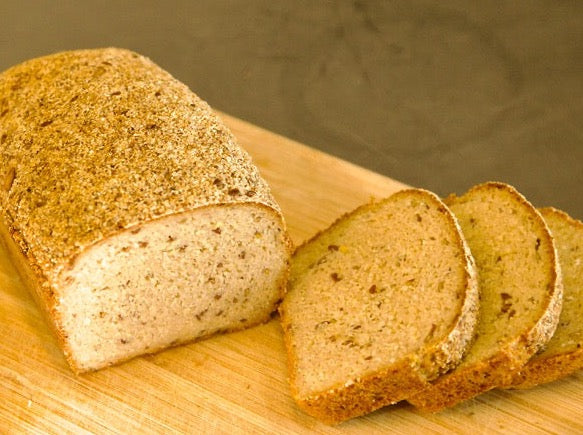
[510,349,583,389]
[408,351,517,412]
[290,355,427,425]
[281,188,479,424]
[540,206,583,232]
[0,218,74,369]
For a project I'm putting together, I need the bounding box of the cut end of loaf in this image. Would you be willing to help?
[55,204,289,372]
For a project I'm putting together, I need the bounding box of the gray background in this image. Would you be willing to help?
[2,1,581,219]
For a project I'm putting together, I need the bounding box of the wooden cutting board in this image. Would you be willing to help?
[1,114,581,433]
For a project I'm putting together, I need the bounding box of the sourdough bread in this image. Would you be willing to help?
[408,182,563,412]
[508,207,583,389]
[0,48,291,373]
[279,189,479,424]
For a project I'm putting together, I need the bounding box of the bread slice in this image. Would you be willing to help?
[508,207,583,389]
[0,48,292,373]
[408,182,563,412]
[279,189,479,424]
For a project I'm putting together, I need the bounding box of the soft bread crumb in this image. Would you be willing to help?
[280,189,478,424]
[408,182,562,412]
[508,207,583,389]
[58,205,289,372]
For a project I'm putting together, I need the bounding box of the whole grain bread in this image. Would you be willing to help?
[507,207,583,389]
[279,189,479,424]
[0,48,292,373]
[408,182,563,412]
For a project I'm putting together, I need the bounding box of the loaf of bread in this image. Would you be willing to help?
[0,48,291,373]
[279,189,479,424]
[408,182,563,412]
[508,207,583,389]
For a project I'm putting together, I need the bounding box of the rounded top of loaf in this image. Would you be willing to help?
[0,48,280,278]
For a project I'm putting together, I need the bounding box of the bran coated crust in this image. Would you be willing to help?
[0,48,282,282]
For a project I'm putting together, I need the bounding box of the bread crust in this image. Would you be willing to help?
[408,182,563,412]
[280,188,479,424]
[0,48,292,372]
[509,349,583,390]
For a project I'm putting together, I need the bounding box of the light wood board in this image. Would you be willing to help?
[1,114,581,433]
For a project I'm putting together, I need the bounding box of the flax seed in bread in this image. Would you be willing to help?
[0,48,292,373]
[508,207,583,389]
[408,182,562,412]
[279,189,479,424]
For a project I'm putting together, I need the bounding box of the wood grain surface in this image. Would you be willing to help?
[1,114,581,433]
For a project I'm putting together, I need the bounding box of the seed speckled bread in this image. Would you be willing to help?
[408,182,563,412]
[279,189,479,424]
[508,207,583,389]
[0,48,292,373]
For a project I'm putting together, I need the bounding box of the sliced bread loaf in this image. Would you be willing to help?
[508,207,583,389]
[408,182,563,412]
[279,189,479,424]
[0,48,292,373]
